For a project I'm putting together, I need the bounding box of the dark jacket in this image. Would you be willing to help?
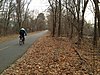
[19,30,27,36]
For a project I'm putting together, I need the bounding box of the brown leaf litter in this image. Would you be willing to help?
[1,34,100,75]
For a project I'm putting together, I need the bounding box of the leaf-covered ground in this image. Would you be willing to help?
[1,34,100,75]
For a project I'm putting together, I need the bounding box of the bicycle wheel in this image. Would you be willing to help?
[19,40,22,45]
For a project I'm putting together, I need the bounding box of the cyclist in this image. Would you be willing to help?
[19,27,27,44]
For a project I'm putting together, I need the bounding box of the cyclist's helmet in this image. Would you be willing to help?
[21,28,25,30]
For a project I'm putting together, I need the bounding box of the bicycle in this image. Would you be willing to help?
[19,35,24,45]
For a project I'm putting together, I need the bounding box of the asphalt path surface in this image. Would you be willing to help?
[0,30,48,73]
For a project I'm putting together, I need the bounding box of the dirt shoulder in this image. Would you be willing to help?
[0,34,18,43]
[1,34,99,75]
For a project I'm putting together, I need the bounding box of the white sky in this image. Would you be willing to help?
[28,0,49,13]
[84,0,94,24]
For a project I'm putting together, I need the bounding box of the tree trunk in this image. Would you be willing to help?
[16,0,22,29]
[52,12,55,37]
[93,0,100,47]
[93,10,97,47]
[70,23,73,39]
[77,0,81,46]
[58,0,61,37]
[48,0,57,37]
[5,0,13,34]
[81,0,89,39]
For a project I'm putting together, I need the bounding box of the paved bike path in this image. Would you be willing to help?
[0,30,48,73]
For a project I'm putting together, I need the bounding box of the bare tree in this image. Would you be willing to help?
[0,0,37,35]
[5,0,15,34]
[48,0,57,37]
[23,0,32,24]
[81,0,89,39]
[36,13,46,31]
[0,0,16,35]
[93,0,100,37]
[16,0,22,29]
[93,0,100,47]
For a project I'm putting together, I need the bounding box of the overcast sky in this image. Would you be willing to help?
[85,0,94,23]
[28,0,49,13]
